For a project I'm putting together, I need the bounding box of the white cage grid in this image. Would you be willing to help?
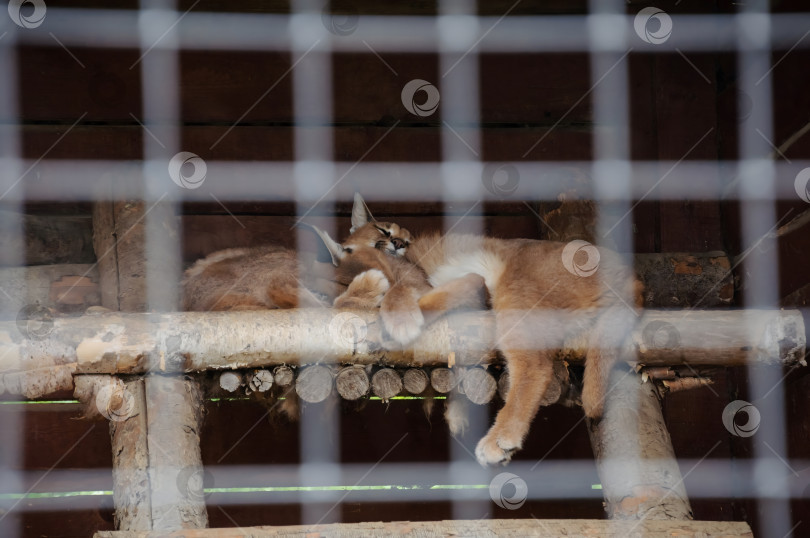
[0,0,808,536]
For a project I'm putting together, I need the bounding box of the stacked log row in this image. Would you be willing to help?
[213,364,510,405]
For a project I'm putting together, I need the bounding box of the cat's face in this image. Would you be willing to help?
[345,221,411,257]
[348,193,411,257]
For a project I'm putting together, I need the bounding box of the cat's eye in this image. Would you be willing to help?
[375,226,391,237]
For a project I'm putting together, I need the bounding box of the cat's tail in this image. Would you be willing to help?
[581,304,639,418]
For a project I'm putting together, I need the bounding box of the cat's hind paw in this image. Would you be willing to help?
[474,430,521,467]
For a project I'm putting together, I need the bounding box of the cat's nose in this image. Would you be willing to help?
[392,238,405,249]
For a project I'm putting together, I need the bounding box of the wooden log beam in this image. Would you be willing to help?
[0,309,804,377]
[587,371,692,520]
[92,518,753,537]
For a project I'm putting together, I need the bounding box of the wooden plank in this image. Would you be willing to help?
[19,124,593,163]
[93,518,754,537]
[479,54,591,124]
[483,126,591,161]
[653,52,723,253]
[22,125,142,161]
[16,47,142,123]
[332,53,438,125]
[629,54,660,253]
[180,51,293,123]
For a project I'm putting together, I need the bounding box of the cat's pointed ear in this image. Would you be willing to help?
[299,223,344,267]
[350,192,375,234]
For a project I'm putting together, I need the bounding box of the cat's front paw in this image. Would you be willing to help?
[381,304,425,346]
[474,429,521,467]
[334,269,390,309]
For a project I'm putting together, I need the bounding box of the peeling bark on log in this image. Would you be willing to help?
[459,367,496,405]
[218,372,243,393]
[145,375,208,531]
[92,518,753,537]
[587,371,692,520]
[371,368,402,401]
[430,368,457,393]
[335,366,369,400]
[247,370,273,393]
[402,368,429,395]
[295,365,333,403]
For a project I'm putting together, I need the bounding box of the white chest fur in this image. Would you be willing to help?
[428,250,505,291]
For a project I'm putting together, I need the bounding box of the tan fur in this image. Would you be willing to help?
[402,232,643,466]
[181,220,414,312]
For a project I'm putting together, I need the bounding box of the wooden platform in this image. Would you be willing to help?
[94,518,753,537]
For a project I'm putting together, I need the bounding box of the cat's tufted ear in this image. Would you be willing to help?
[350,192,375,234]
[299,223,344,267]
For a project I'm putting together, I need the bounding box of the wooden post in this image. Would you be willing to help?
[92,191,208,531]
[145,374,208,531]
[110,378,153,530]
[74,375,153,530]
[587,371,692,520]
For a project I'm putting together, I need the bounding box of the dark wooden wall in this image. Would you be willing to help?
[2,0,810,537]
